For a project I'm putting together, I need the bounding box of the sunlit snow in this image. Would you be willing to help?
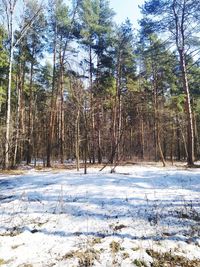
[0,165,200,266]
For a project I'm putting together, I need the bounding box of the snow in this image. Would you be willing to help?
[0,165,200,266]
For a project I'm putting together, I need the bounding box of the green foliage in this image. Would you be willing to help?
[80,0,100,40]
[168,94,186,113]
[112,19,137,95]
[79,0,115,97]
[193,98,200,114]
[0,26,8,107]
[94,74,116,97]
[80,0,114,42]
[141,0,200,51]
[0,86,6,105]
[55,0,70,31]
[187,61,200,96]
[138,32,179,97]
[0,26,8,65]
[38,62,53,91]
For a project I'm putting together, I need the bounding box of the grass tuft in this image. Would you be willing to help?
[146,249,200,267]
[110,241,121,253]
[133,259,148,267]
[62,249,100,266]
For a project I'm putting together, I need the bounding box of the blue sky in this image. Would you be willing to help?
[109,0,145,28]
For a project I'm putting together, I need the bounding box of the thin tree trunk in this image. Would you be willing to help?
[157,127,166,167]
[153,91,165,166]
[5,7,14,169]
[84,102,88,174]
[59,49,65,164]
[140,114,145,160]
[89,45,95,164]
[111,97,117,164]
[27,56,34,164]
[170,123,175,165]
[178,116,188,159]
[176,115,181,161]
[151,55,165,167]
[111,51,121,165]
[75,109,80,171]
[97,102,102,164]
[47,23,57,167]
[172,0,195,166]
[179,49,194,166]
[117,93,122,161]
[13,69,22,166]
[193,112,200,158]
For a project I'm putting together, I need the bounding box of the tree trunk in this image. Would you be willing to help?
[5,8,14,169]
[89,45,96,164]
[193,112,200,158]
[111,96,117,164]
[75,109,80,171]
[176,116,181,161]
[26,56,34,164]
[153,79,165,167]
[84,104,88,174]
[140,114,145,160]
[59,49,65,164]
[13,68,22,166]
[179,49,194,166]
[47,23,57,167]
[97,102,102,164]
[117,92,122,161]
[178,116,188,159]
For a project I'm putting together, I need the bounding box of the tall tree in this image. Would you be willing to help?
[46,0,80,166]
[138,28,178,165]
[2,0,17,168]
[142,0,200,165]
[23,0,46,164]
[79,0,114,163]
[112,20,136,164]
[1,0,42,168]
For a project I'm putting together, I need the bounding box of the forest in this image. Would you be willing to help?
[1,0,200,169]
[1,1,200,266]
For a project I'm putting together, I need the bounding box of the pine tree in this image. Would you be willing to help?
[141,0,200,165]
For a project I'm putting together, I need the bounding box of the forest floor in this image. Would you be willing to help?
[0,164,200,266]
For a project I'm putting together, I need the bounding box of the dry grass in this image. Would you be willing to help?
[0,169,25,175]
[146,250,200,267]
[109,241,121,253]
[62,248,100,266]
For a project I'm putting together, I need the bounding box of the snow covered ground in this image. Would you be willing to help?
[0,165,200,266]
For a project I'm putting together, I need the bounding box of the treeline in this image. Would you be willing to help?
[0,0,200,169]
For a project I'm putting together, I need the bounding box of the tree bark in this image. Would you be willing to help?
[47,23,57,167]
[89,45,96,164]
[26,54,34,164]
[5,6,14,169]
[75,109,80,171]
[13,66,22,166]
[152,69,166,167]
[179,49,194,166]
[59,48,65,164]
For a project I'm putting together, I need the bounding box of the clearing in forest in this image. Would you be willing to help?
[0,165,200,266]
